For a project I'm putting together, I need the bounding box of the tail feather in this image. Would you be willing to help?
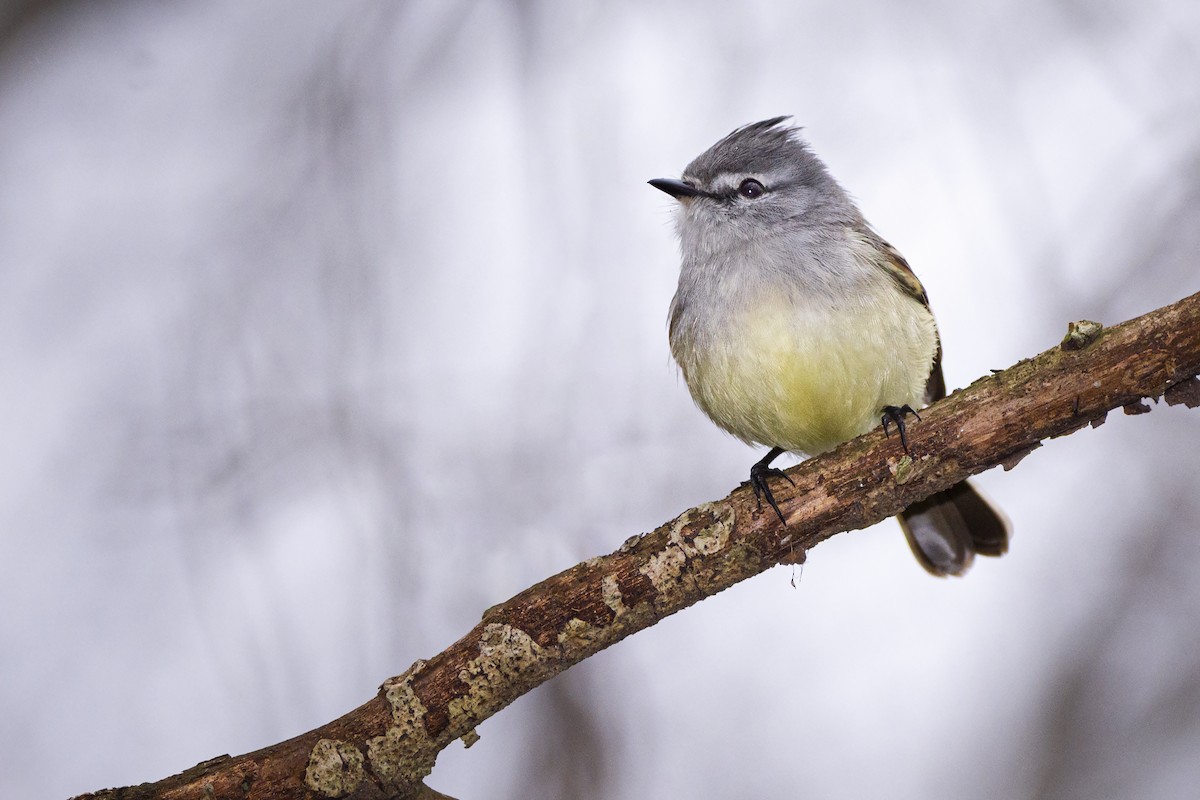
[897,480,1009,576]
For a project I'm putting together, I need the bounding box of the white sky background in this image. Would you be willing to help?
[2,1,1199,798]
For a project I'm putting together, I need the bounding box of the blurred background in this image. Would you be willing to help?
[2,1,1199,798]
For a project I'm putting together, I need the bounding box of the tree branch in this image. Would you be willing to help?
[73,291,1200,800]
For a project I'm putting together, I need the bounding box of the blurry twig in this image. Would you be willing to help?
[72,291,1200,800]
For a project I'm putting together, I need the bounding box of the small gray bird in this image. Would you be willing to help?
[650,116,1008,576]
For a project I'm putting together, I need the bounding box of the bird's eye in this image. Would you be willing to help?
[737,178,766,198]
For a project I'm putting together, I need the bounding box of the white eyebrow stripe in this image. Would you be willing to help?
[709,172,768,192]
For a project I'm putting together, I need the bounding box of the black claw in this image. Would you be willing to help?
[748,447,793,525]
[881,404,921,453]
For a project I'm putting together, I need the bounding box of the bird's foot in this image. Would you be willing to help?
[881,404,921,453]
[749,459,794,525]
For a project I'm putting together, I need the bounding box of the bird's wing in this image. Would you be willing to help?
[861,231,947,404]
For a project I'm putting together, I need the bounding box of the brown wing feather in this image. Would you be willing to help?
[858,230,1008,576]
[864,233,946,403]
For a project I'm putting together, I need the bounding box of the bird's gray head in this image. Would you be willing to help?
[650,117,858,253]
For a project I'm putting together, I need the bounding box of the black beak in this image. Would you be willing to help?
[648,178,701,199]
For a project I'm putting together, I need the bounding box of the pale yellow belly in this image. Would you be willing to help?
[676,288,937,455]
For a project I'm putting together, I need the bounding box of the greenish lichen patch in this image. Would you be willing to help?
[601,574,626,618]
[367,660,435,790]
[640,542,687,593]
[638,502,735,602]
[618,532,648,552]
[686,505,734,555]
[304,739,365,798]
[557,617,603,649]
[890,455,915,484]
[446,624,548,733]
[1061,319,1103,351]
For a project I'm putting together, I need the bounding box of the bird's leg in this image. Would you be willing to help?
[881,404,921,453]
[749,446,794,525]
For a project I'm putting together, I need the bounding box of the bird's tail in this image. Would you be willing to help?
[897,480,1009,576]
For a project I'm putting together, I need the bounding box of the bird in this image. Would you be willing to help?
[649,116,1008,576]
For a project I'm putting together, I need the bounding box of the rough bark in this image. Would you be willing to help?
[73,291,1200,800]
